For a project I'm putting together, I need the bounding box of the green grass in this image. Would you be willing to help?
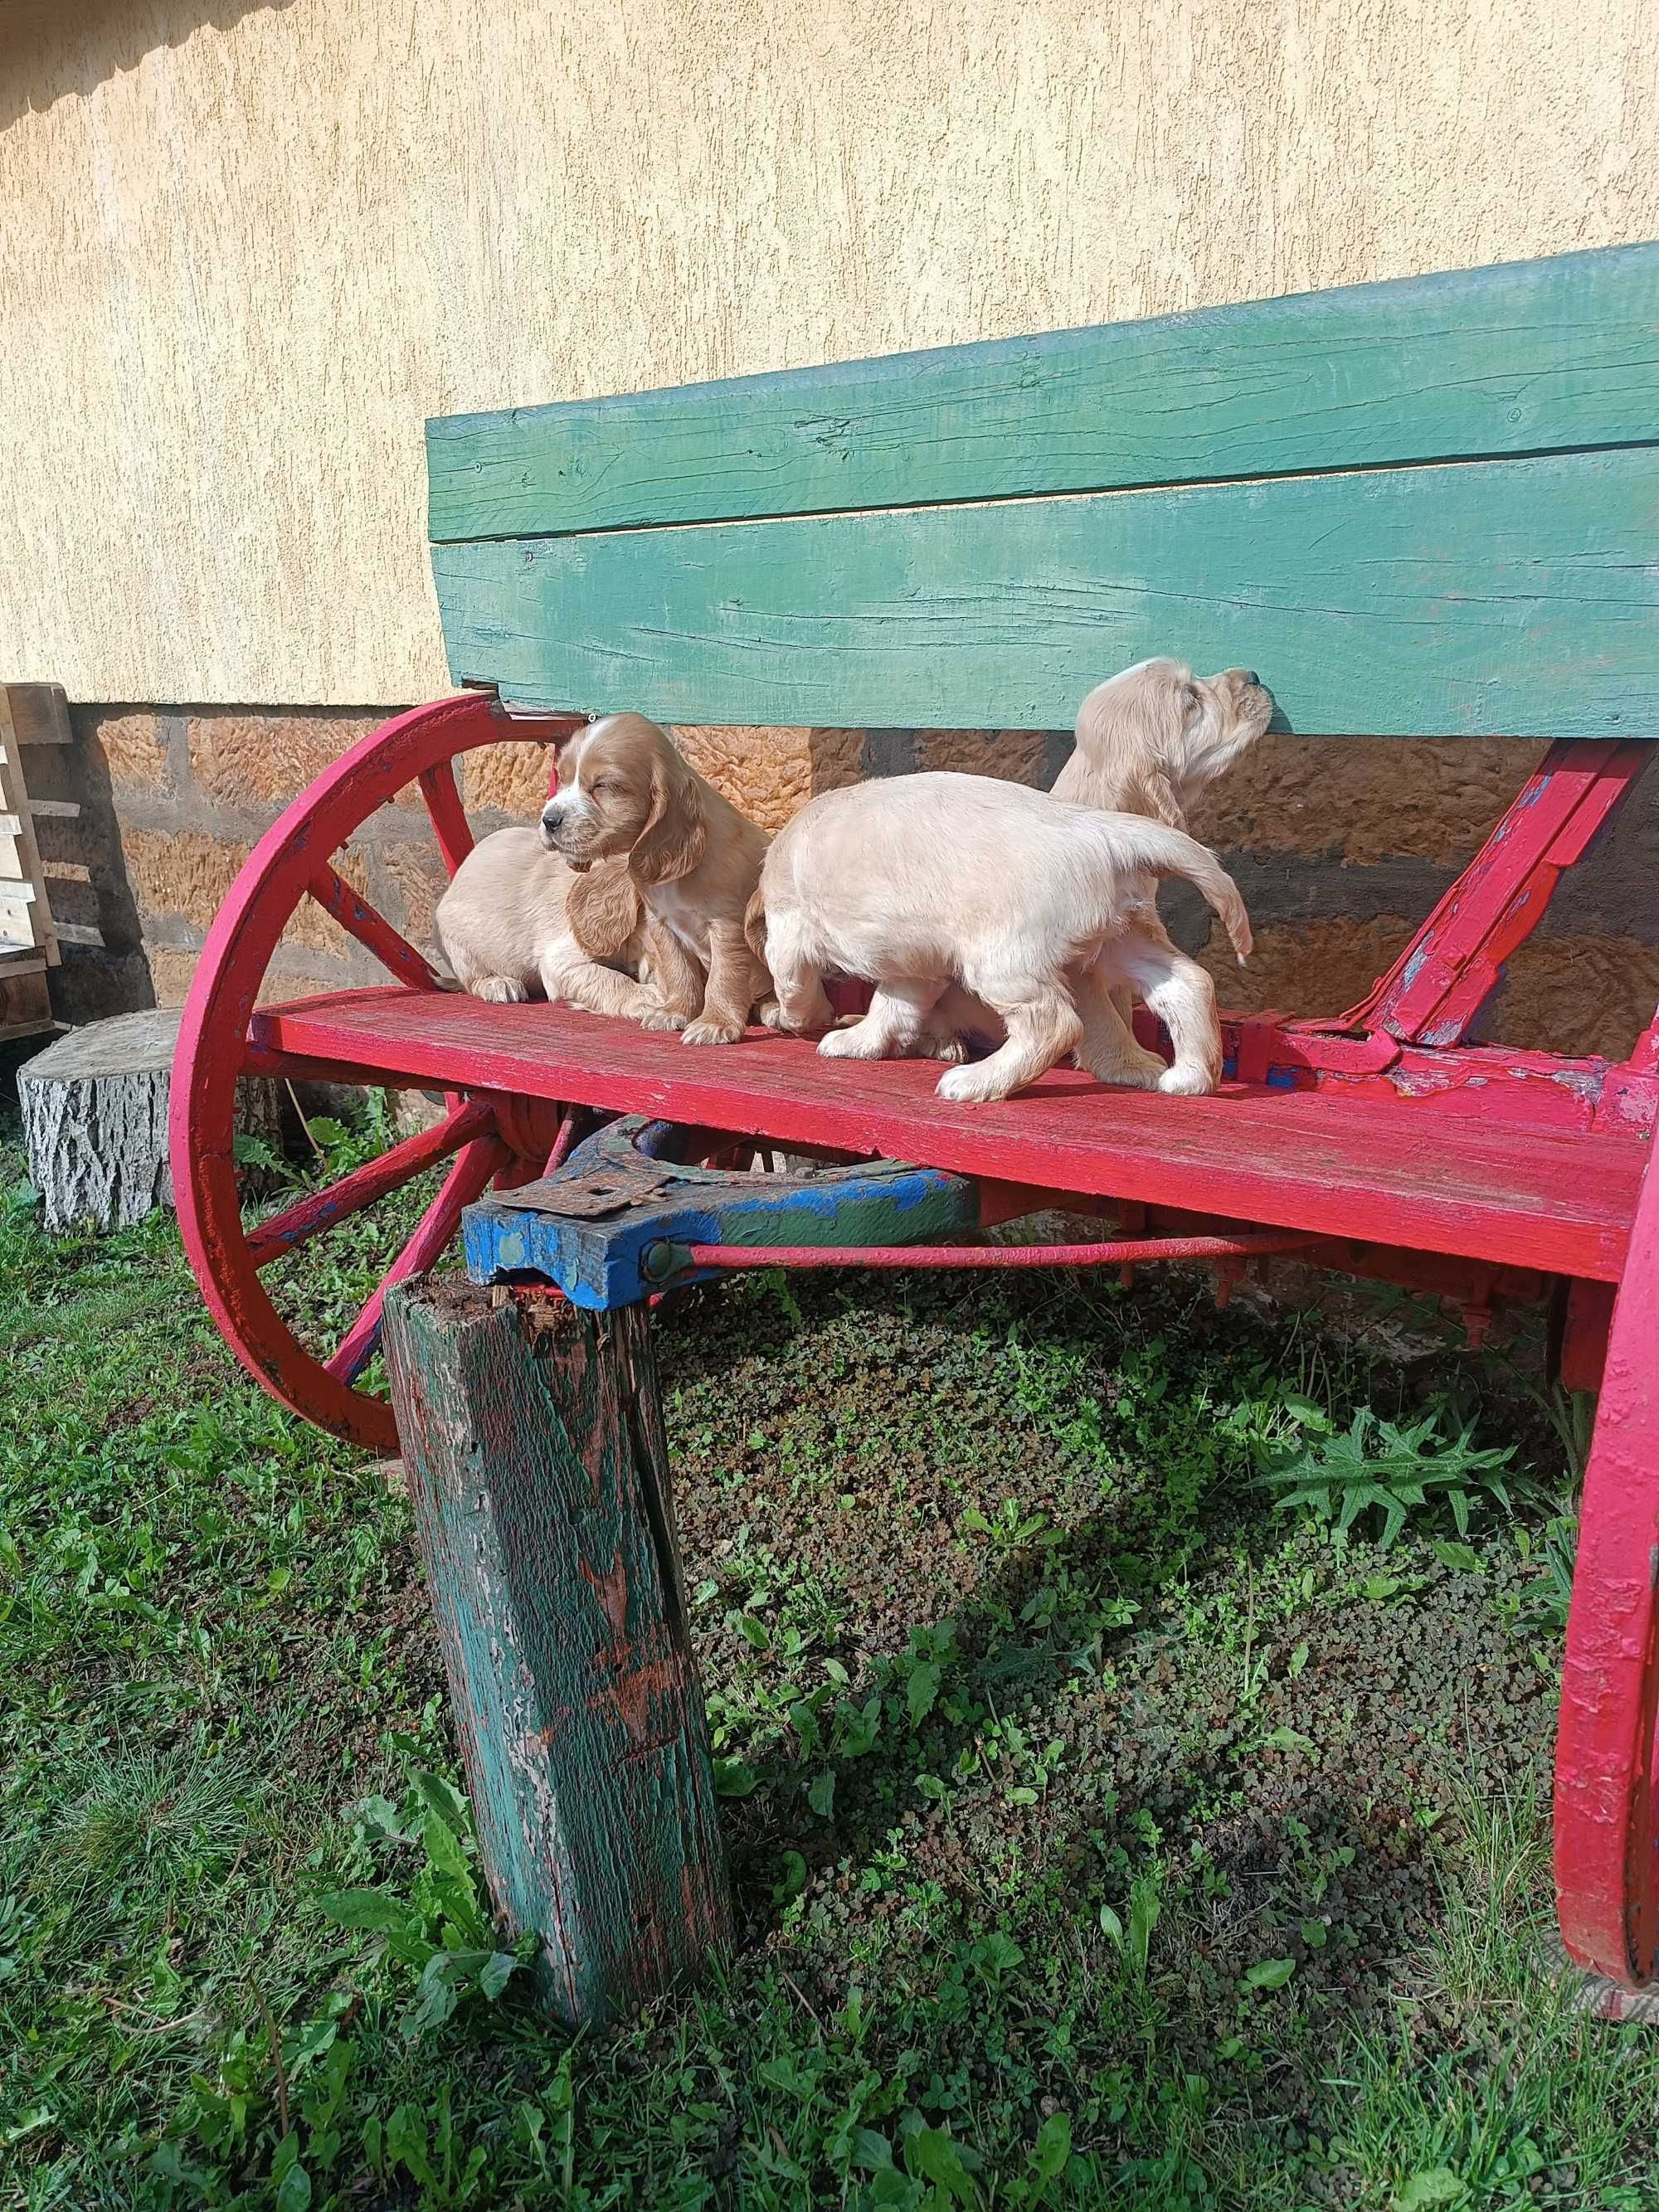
[1,1104,1655,2211]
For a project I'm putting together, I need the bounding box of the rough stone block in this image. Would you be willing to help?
[86,709,170,793]
[122,829,251,931]
[1190,737,1552,867]
[187,709,392,807]
[461,738,553,819]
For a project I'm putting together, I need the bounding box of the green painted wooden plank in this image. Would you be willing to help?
[382,1280,731,2027]
[427,246,1659,541]
[431,447,1659,737]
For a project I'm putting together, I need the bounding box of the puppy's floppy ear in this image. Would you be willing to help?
[630,740,708,885]
[567,860,644,959]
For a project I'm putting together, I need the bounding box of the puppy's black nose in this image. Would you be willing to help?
[1241,670,1261,687]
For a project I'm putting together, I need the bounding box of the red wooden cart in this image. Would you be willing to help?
[172,245,1659,2025]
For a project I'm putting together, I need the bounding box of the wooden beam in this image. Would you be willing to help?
[381,1279,732,2027]
[3,685,72,746]
[433,445,1659,737]
[428,246,1659,539]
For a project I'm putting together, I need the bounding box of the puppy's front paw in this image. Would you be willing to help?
[755,995,787,1032]
[681,1016,746,1047]
[1156,1062,1218,1096]
[473,976,530,1004]
[818,1023,886,1060]
[638,1004,688,1033]
[935,1062,1013,1105]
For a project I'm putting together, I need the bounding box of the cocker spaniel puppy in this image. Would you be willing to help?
[749,771,1251,1104]
[539,714,774,1045]
[1058,658,1273,822]
[921,658,1273,1080]
[435,829,702,1028]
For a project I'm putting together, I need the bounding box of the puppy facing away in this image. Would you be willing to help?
[922,658,1273,1078]
[750,772,1252,1105]
[540,714,776,1045]
[435,829,703,1028]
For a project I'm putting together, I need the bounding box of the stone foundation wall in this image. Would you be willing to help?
[44,706,1659,1064]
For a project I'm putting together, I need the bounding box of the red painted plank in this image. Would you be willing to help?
[1555,1147,1659,1986]
[251,989,1647,1282]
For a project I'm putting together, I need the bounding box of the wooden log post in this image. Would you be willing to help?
[381,1277,732,2028]
[18,1008,280,1232]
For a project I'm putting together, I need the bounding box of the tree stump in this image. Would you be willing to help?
[382,1276,732,2027]
[17,1007,280,1233]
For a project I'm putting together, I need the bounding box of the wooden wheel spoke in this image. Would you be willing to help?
[324,1131,509,1385]
[308,863,438,990]
[420,761,474,877]
[246,1100,495,1269]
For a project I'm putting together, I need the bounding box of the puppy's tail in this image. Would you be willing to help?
[1104,819,1253,964]
[743,882,768,965]
[426,940,465,993]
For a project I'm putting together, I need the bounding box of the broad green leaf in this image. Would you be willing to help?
[906,1661,941,1730]
[385,2103,434,2185]
[479,1952,519,2000]
[408,1768,468,1836]
[808,1769,836,1818]
[314,1888,414,1935]
[1431,1540,1481,1573]
[1393,2170,1466,2210]
[1243,1956,1296,1990]
[1029,2111,1071,2180]
[903,2125,979,2206]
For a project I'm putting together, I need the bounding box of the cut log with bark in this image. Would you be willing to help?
[17,1007,280,1233]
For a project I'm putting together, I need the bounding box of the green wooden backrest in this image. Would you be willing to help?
[427,246,1659,737]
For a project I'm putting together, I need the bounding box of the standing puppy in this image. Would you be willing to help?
[540,715,775,1044]
[752,773,1251,1104]
[922,659,1272,1082]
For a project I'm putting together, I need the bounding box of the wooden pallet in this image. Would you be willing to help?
[0,685,66,1044]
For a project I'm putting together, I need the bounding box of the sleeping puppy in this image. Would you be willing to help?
[539,714,775,1045]
[920,658,1273,1080]
[435,829,703,1028]
[749,771,1252,1104]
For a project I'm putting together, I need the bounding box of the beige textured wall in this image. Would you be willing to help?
[2,0,1656,705]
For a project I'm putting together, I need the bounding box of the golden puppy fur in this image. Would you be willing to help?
[750,771,1252,1104]
[540,714,775,1045]
[434,829,703,1027]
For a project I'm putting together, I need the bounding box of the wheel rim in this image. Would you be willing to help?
[170,694,579,1450]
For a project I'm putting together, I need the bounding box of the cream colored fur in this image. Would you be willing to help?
[751,771,1252,1104]
[924,657,1273,1077]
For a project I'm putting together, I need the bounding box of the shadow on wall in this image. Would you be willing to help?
[0,1,295,129]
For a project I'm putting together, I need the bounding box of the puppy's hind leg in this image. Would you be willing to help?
[935,969,1082,1104]
[1099,927,1223,1096]
[759,909,836,1035]
[1073,960,1165,1088]
[442,938,531,1004]
[819,978,946,1061]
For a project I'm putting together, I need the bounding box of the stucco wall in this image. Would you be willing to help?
[2,0,1656,705]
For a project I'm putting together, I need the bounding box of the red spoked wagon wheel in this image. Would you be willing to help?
[171,693,580,1453]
